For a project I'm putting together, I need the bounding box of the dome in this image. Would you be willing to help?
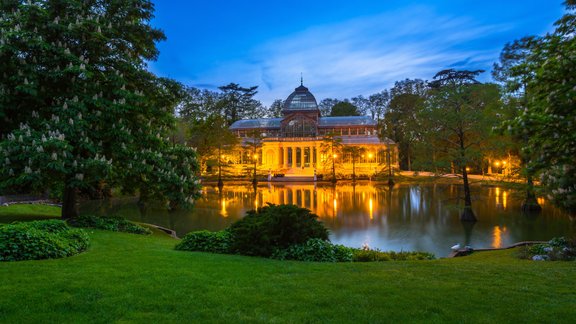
[282,84,319,112]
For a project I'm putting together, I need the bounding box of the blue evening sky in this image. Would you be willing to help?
[149,1,564,106]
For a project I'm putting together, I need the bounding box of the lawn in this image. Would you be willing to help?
[1,205,575,323]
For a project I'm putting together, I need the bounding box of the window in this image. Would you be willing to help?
[282,117,317,138]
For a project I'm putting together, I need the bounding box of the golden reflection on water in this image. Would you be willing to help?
[492,226,507,248]
[221,198,227,217]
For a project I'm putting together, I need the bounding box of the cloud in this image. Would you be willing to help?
[189,5,511,106]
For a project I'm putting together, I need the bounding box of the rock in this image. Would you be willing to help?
[532,255,548,261]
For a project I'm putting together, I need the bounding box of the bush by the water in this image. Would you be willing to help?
[175,230,231,254]
[228,204,329,257]
[518,237,576,261]
[0,220,89,261]
[352,248,435,262]
[69,214,151,235]
[272,238,353,262]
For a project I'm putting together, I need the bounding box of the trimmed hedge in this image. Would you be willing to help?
[0,220,89,261]
[175,230,231,254]
[69,215,151,235]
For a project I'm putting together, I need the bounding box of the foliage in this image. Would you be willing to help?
[271,238,353,262]
[69,214,151,235]
[517,237,576,261]
[228,204,329,257]
[352,247,435,262]
[0,220,89,261]
[421,69,503,220]
[383,79,427,171]
[267,99,285,118]
[318,98,340,117]
[320,131,343,181]
[329,101,360,116]
[0,0,201,218]
[503,1,576,211]
[175,230,232,254]
[368,90,390,121]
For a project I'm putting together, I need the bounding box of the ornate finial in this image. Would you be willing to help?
[300,73,303,86]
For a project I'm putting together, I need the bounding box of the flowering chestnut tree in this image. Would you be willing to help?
[0,0,201,218]
[506,0,576,211]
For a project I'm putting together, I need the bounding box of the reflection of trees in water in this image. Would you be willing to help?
[79,183,574,254]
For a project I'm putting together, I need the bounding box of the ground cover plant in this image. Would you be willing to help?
[0,219,89,261]
[518,237,576,261]
[68,214,151,235]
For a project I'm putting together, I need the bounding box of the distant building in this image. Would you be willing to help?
[227,82,398,178]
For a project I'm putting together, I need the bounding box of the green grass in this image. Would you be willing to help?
[0,203,60,223]
[1,205,575,323]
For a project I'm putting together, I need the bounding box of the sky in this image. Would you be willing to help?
[148,0,565,107]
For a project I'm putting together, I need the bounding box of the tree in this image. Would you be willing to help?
[186,115,237,182]
[218,83,264,125]
[351,95,370,116]
[424,69,502,221]
[492,36,542,211]
[243,129,263,185]
[330,101,360,116]
[0,0,201,218]
[368,90,390,122]
[506,0,576,211]
[318,98,340,117]
[178,87,222,121]
[382,79,427,171]
[266,99,284,118]
[342,146,365,181]
[320,131,343,183]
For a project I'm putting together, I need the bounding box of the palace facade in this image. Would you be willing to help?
[226,83,398,178]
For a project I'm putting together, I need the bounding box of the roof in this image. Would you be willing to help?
[282,84,319,112]
[229,118,282,130]
[229,116,378,130]
[318,116,376,127]
[340,136,395,145]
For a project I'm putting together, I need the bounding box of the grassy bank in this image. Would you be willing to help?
[1,205,575,322]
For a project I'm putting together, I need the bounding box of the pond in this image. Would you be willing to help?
[80,183,576,257]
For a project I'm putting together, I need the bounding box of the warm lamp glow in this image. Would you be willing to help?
[466,167,470,171]
[368,153,373,159]
[502,161,507,165]
[494,161,500,166]
[333,154,337,158]
[253,154,258,159]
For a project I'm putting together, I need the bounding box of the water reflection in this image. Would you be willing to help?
[80,183,575,257]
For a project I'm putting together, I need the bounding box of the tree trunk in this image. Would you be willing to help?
[522,172,542,213]
[407,143,411,172]
[461,166,476,222]
[61,185,78,219]
[459,130,476,222]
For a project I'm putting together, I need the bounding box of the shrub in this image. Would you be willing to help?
[518,237,576,261]
[69,215,151,235]
[352,248,435,262]
[175,230,232,254]
[228,204,329,257]
[272,238,353,262]
[0,220,89,261]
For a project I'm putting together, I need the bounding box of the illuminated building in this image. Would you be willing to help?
[226,82,398,178]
